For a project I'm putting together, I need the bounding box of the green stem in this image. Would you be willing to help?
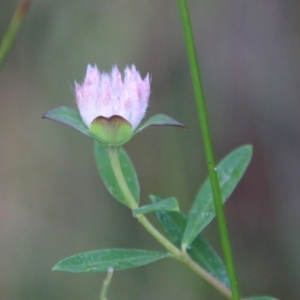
[177,1,241,299]
[108,148,138,210]
[0,0,31,69]
[108,147,232,299]
[99,267,114,300]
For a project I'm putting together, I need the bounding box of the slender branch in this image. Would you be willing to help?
[107,147,232,299]
[177,0,241,299]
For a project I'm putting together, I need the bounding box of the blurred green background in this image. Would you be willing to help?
[1,0,300,299]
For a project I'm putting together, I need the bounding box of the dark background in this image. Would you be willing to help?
[1,0,300,299]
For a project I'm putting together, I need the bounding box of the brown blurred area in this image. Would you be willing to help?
[1,0,300,299]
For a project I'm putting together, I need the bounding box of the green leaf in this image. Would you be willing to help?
[151,197,229,288]
[133,196,179,215]
[245,297,279,300]
[188,234,229,288]
[53,249,170,273]
[155,210,186,248]
[182,145,253,249]
[43,106,92,137]
[94,141,140,207]
[134,114,185,134]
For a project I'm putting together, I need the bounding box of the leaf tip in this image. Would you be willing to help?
[42,111,51,120]
[52,264,59,271]
[243,144,253,162]
[243,144,253,154]
[248,144,253,154]
[52,260,64,272]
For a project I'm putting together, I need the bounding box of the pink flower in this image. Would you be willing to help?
[44,64,184,147]
[75,65,150,131]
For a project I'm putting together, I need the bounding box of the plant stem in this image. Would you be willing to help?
[108,147,232,299]
[0,0,31,69]
[99,267,114,300]
[108,148,138,210]
[177,0,241,299]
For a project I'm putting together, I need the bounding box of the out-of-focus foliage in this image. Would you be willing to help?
[0,0,299,299]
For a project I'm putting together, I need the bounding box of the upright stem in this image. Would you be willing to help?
[177,1,241,299]
[107,147,232,299]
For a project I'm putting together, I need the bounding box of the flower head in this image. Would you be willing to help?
[75,64,150,129]
[74,65,150,146]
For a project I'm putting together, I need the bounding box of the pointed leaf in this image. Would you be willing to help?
[134,114,185,134]
[245,297,279,300]
[151,197,229,287]
[43,106,92,137]
[182,145,253,249]
[53,249,170,273]
[94,141,139,207]
[133,196,179,215]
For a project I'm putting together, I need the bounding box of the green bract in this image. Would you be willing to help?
[90,115,133,147]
